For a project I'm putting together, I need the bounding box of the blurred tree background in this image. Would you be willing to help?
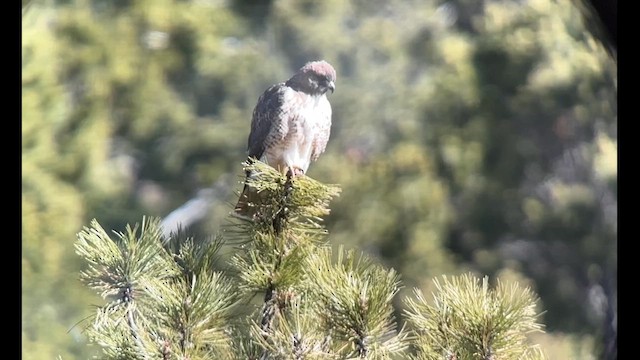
[22,0,616,359]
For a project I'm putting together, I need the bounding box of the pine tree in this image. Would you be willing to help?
[75,161,546,359]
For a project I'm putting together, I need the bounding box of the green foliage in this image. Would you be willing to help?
[75,170,547,359]
[245,294,331,359]
[305,246,408,359]
[74,166,413,359]
[75,217,240,359]
[404,274,545,360]
[76,218,177,300]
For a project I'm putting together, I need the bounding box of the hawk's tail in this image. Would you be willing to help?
[234,161,261,219]
[234,181,255,218]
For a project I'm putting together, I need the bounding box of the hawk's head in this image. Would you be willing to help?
[287,60,336,95]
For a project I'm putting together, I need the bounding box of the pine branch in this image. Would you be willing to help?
[404,273,546,360]
[75,217,240,359]
[229,160,341,358]
[305,246,409,359]
[125,298,146,357]
[75,217,178,302]
[231,160,341,231]
[250,294,335,360]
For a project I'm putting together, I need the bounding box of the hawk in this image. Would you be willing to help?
[234,60,337,217]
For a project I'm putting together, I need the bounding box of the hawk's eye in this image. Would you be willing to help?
[318,75,331,84]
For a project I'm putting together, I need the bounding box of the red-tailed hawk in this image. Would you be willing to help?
[234,60,336,217]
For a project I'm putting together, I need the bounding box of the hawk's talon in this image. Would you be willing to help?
[285,166,305,179]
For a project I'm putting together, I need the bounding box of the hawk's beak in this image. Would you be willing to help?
[328,81,335,93]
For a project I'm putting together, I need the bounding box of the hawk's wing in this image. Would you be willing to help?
[236,83,289,218]
[247,83,288,160]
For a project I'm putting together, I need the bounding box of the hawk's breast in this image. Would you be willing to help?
[263,90,331,174]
